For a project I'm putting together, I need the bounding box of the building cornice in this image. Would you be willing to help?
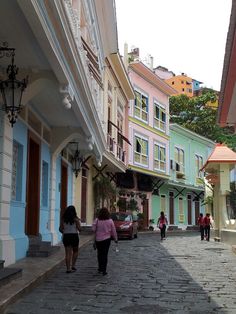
[128,165,170,179]
[170,124,215,147]
[129,117,170,140]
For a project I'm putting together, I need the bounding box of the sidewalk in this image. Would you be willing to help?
[0,233,93,313]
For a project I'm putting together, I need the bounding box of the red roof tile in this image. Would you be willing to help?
[202,143,236,170]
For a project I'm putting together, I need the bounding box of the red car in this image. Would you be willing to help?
[111,212,138,239]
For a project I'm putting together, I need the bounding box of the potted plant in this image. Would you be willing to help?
[149,219,155,231]
[137,212,145,230]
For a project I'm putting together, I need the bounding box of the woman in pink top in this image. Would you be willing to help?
[92,207,117,276]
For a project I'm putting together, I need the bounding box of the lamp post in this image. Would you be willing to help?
[0,42,28,127]
[71,148,83,178]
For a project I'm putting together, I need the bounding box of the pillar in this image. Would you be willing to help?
[0,114,15,265]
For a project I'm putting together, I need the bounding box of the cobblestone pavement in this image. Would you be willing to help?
[4,233,236,314]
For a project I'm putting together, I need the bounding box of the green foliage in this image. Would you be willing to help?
[137,212,144,220]
[93,176,117,209]
[127,198,139,211]
[170,92,236,151]
[117,198,126,211]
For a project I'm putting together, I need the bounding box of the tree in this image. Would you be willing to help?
[93,176,117,210]
[169,92,236,150]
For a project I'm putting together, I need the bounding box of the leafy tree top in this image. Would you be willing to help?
[169,92,236,151]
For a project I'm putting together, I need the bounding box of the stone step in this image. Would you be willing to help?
[0,268,22,288]
[27,245,60,257]
[0,260,4,269]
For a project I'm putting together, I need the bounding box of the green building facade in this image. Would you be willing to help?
[151,124,215,229]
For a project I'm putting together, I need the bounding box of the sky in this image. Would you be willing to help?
[115,0,232,91]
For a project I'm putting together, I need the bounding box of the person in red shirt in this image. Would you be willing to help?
[203,213,212,241]
[197,213,204,240]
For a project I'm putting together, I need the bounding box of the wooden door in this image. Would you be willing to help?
[142,199,149,228]
[169,191,174,224]
[187,194,192,225]
[25,134,40,235]
[195,200,200,225]
[81,168,87,223]
[60,162,68,216]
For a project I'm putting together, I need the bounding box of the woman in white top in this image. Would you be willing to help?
[60,205,81,273]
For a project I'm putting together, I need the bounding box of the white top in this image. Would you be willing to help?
[63,222,78,234]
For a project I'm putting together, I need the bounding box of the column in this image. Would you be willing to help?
[0,113,15,265]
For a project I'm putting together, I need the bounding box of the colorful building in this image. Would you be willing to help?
[116,57,176,228]
[0,0,133,266]
[151,124,215,229]
[218,0,236,130]
[165,73,197,98]
[202,144,236,244]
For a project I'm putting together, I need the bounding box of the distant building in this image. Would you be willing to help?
[165,73,202,98]
[154,66,175,80]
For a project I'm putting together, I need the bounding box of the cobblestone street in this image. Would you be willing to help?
[4,233,236,314]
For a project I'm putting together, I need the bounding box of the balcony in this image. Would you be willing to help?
[107,134,126,163]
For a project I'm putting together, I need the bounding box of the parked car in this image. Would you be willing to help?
[111,212,138,239]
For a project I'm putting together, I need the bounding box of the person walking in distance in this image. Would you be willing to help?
[157,211,168,240]
[92,207,118,276]
[59,205,81,273]
[203,213,212,241]
[197,213,205,241]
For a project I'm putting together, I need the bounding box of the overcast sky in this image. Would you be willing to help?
[115,0,232,91]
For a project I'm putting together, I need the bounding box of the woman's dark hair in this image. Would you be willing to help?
[98,207,110,220]
[160,211,165,217]
[62,205,77,224]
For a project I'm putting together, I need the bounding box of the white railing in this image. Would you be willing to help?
[107,134,126,163]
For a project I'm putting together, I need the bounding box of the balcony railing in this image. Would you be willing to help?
[107,134,126,163]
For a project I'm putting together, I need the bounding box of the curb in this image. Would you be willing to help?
[1,236,92,313]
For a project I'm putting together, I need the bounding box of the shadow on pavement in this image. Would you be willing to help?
[5,233,233,314]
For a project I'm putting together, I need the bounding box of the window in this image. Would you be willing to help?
[160,195,166,212]
[195,155,203,178]
[154,144,166,172]
[181,80,184,84]
[174,147,185,173]
[42,161,49,207]
[172,81,175,85]
[134,90,148,122]
[182,88,185,92]
[11,141,23,201]
[134,136,148,166]
[154,103,166,132]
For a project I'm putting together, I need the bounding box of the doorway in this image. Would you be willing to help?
[169,191,174,224]
[25,134,40,236]
[60,161,68,218]
[187,194,192,225]
[194,199,200,225]
[142,199,149,228]
[81,168,87,223]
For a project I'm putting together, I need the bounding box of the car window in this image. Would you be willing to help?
[125,215,132,222]
[111,213,131,221]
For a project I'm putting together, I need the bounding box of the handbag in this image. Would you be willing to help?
[93,219,98,250]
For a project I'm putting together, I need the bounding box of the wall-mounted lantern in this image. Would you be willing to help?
[0,42,28,127]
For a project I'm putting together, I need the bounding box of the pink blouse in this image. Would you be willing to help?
[92,218,117,242]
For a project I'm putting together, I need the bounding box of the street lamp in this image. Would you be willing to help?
[71,147,84,178]
[0,42,28,127]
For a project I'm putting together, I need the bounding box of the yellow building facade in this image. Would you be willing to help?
[165,74,194,97]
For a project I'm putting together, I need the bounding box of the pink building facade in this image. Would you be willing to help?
[117,61,176,227]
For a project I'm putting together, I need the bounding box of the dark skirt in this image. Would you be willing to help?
[63,233,79,248]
